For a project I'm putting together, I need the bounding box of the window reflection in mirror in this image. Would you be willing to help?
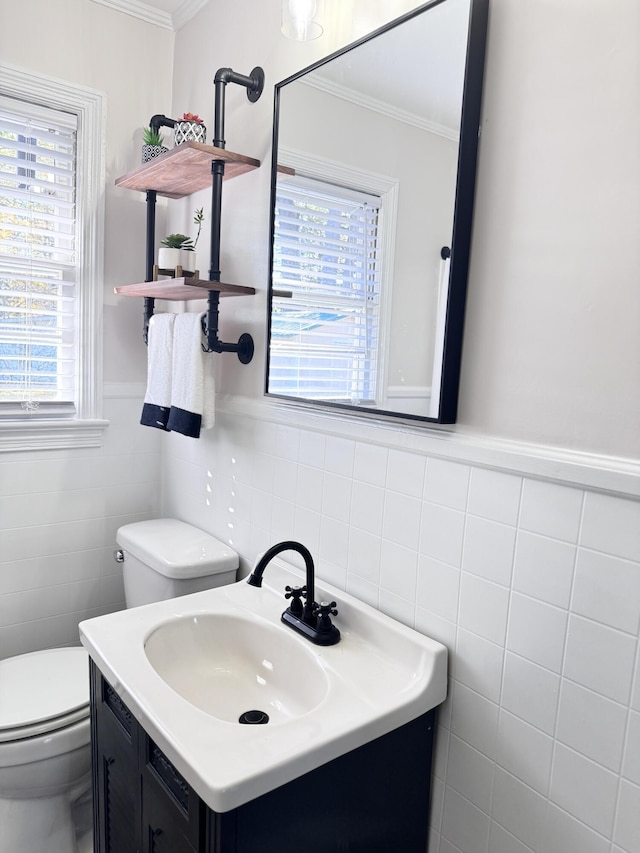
[271,174,384,405]
[266,0,489,423]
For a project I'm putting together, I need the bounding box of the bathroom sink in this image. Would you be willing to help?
[79,559,447,813]
[144,614,328,723]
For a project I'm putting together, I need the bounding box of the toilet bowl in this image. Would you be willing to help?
[0,519,239,853]
[0,647,91,853]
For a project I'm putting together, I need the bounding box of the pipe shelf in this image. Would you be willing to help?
[114,278,255,300]
[115,65,264,361]
[115,142,260,199]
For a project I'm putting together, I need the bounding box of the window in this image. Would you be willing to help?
[270,175,383,404]
[0,99,78,414]
[0,65,106,450]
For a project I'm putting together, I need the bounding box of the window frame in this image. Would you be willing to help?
[0,63,107,451]
[268,147,398,409]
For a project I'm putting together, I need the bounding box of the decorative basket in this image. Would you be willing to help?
[174,121,206,146]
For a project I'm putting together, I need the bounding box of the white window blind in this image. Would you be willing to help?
[270,176,382,404]
[0,98,78,417]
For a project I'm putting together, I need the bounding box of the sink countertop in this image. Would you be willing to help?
[79,559,447,813]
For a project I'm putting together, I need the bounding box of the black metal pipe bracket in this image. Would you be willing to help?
[213,66,264,148]
[149,114,176,132]
[201,292,254,364]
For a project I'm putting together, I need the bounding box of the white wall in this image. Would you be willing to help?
[461,0,640,457]
[170,0,640,459]
[163,400,640,853]
[163,1,640,852]
[0,389,162,656]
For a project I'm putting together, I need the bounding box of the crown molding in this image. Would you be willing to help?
[171,0,209,30]
[89,0,208,31]
[301,76,459,142]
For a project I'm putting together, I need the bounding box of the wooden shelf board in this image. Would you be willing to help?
[115,142,260,198]
[114,279,256,300]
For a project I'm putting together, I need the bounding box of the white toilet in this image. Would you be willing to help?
[116,517,239,607]
[0,519,238,853]
[0,648,91,853]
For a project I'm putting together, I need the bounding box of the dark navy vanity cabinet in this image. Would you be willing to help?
[90,662,437,852]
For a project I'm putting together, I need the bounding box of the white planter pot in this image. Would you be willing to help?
[158,247,182,271]
[181,251,198,275]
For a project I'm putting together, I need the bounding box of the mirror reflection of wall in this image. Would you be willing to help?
[267,0,489,423]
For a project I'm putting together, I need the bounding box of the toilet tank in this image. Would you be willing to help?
[116,519,239,608]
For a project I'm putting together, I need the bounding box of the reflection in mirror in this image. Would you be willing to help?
[266,0,488,423]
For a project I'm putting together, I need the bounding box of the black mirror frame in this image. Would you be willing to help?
[265,0,489,425]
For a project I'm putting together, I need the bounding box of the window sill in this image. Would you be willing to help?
[0,418,110,452]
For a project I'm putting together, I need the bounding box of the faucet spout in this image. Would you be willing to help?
[248,540,315,607]
[247,541,339,646]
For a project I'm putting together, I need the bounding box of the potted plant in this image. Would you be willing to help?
[174,112,206,146]
[158,233,193,271]
[158,209,204,272]
[141,126,167,163]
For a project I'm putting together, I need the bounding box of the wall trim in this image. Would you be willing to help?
[171,0,208,30]
[89,0,207,30]
[89,0,173,29]
[0,420,110,453]
[301,76,459,141]
[217,394,640,499]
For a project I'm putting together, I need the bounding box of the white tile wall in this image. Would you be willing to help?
[0,391,162,658]
[162,409,640,853]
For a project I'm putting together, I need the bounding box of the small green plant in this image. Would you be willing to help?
[142,126,164,146]
[161,233,193,250]
[186,207,204,251]
[193,207,204,251]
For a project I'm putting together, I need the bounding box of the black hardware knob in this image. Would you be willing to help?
[284,585,306,617]
[315,601,338,632]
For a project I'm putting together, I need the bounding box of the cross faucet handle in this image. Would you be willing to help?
[314,601,338,633]
[284,585,305,616]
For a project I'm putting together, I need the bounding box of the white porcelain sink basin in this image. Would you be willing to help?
[79,558,447,813]
[144,613,328,724]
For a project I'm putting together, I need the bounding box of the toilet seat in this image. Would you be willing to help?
[0,647,89,743]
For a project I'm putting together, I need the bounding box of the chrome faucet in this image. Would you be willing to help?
[247,540,340,646]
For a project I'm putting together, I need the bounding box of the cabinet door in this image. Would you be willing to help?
[90,662,141,853]
[142,774,198,853]
[141,738,203,853]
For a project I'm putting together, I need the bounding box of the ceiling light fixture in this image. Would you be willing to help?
[281,0,323,41]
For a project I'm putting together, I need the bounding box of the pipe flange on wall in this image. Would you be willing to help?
[247,67,265,102]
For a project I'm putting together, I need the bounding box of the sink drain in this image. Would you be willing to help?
[238,709,269,725]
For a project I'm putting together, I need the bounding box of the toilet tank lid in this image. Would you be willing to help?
[116,519,239,579]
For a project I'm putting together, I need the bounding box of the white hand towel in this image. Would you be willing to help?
[167,312,215,438]
[140,313,175,431]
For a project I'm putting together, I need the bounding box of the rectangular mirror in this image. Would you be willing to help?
[266,0,488,423]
